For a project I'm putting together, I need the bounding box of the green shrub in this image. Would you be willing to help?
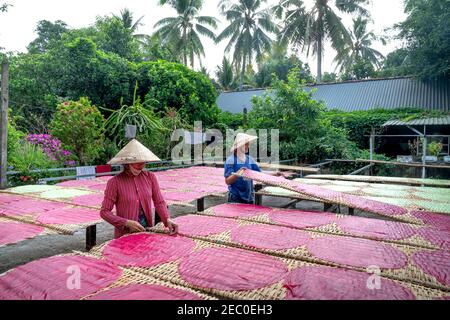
[9,141,56,185]
[50,97,106,165]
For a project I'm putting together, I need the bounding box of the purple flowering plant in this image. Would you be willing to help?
[26,134,77,167]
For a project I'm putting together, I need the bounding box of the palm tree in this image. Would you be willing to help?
[114,8,146,43]
[216,57,235,90]
[334,16,385,74]
[276,0,370,83]
[217,0,278,90]
[154,0,218,68]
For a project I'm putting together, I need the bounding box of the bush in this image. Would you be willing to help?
[50,97,106,165]
[9,141,56,185]
[137,60,220,126]
[26,134,74,166]
[248,69,361,163]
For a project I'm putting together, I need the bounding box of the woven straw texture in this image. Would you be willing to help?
[151,214,450,292]
[305,174,450,188]
[201,204,450,251]
[83,231,448,299]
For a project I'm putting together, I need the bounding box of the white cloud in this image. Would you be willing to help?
[0,0,407,76]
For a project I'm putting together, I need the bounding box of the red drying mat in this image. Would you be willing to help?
[209,203,274,218]
[238,169,408,217]
[306,236,408,269]
[0,198,67,217]
[178,246,288,291]
[173,215,239,237]
[411,211,450,232]
[0,222,45,246]
[87,284,203,300]
[72,194,105,207]
[284,265,415,300]
[268,210,337,229]
[102,233,196,268]
[231,224,311,250]
[336,217,416,241]
[412,250,450,287]
[36,207,101,225]
[0,255,121,300]
[416,227,450,250]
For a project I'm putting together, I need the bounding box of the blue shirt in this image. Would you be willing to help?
[224,154,261,202]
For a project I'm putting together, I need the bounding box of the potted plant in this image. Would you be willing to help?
[403,139,419,163]
[424,141,443,162]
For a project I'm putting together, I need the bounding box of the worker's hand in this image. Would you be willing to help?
[166,219,179,235]
[126,220,146,233]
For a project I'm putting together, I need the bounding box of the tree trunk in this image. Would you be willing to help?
[0,58,9,189]
[240,54,246,90]
[317,32,323,83]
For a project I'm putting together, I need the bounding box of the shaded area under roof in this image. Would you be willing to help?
[217,77,450,114]
[383,116,450,127]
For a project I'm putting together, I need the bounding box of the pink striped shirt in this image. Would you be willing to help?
[100,170,170,238]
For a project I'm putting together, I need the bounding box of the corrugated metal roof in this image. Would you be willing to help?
[217,77,450,114]
[383,116,450,126]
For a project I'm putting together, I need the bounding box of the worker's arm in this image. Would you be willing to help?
[225,174,239,185]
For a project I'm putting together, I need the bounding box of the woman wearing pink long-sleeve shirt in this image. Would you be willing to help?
[100,139,178,238]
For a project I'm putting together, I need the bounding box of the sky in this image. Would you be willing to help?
[0,0,407,76]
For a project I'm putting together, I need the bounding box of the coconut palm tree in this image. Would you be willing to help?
[216,57,236,90]
[114,8,147,43]
[275,0,370,83]
[216,0,278,90]
[154,0,218,68]
[334,16,385,74]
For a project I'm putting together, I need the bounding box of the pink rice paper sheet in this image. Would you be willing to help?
[87,284,203,300]
[336,217,417,241]
[0,198,67,218]
[71,194,105,208]
[209,203,274,218]
[0,221,45,246]
[56,179,105,188]
[87,184,107,192]
[178,246,289,291]
[163,191,205,203]
[268,209,337,229]
[306,236,408,269]
[411,211,450,232]
[102,233,196,268]
[231,224,311,250]
[172,215,239,237]
[411,250,450,286]
[237,168,408,217]
[0,193,26,204]
[36,207,101,225]
[284,265,416,300]
[415,227,450,250]
[0,255,122,300]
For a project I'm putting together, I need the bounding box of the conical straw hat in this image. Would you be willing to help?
[230,133,258,152]
[108,139,161,165]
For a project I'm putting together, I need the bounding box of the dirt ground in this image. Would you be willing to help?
[0,194,387,274]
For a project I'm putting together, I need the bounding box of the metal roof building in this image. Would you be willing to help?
[217,77,450,114]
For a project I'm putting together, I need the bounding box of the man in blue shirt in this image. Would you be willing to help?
[224,133,262,204]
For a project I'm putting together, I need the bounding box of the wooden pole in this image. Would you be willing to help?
[0,58,9,189]
[422,126,427,179]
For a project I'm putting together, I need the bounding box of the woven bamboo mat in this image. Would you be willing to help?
[293,178,450,206]
[258,185,450,228]
[150,215,450,292]
[200,204,449,251]
[305,174,450,188]
[85,232,448,300]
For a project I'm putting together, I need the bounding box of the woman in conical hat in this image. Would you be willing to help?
[100,139,178,238]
